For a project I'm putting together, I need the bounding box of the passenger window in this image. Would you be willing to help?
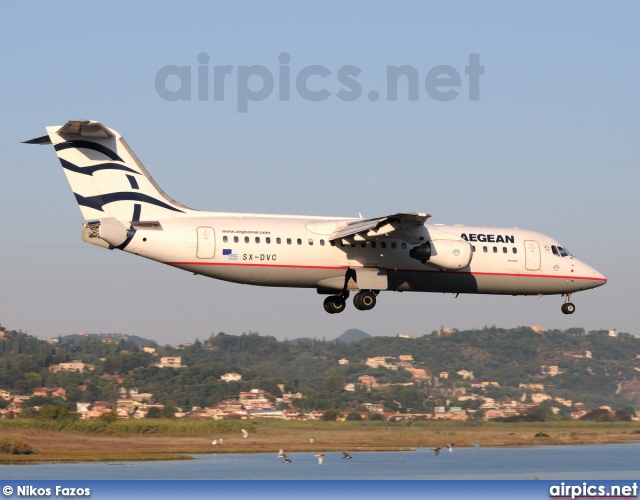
[512,247,517,254]
[287,238,292,245]
[391,242,397,249]
[502,247,507,254]
[493,247,497,253]
[223,236,228,243]
[401,242,407,249]
[266,237,271,244]
[234,236,239,243]
[320,240,325,246]
[255,237,260,244]
[276,237,281,244]
[371,241,376,249]
[308,239,313,245]
[472,245,476,252]
[297,238,302,245]
[244,236,249,243]
[381,242,386,249]
[483,246,488,253]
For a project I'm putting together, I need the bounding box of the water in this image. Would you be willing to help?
[1,443,639,480]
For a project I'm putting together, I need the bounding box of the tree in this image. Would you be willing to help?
[36,404,79,422]
[523,405,548,422]
[98,411,118,423]
[160,403,179,419]
[322,373,344,394]
[321,409,341,421]
[146,407,161,419]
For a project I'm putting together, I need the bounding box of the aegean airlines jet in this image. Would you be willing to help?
[26,120,607,314]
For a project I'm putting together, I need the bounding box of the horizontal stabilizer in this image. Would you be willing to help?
[23,135,51,145]
[56,120,114,138]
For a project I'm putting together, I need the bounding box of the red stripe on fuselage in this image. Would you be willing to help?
[163,261,606,282]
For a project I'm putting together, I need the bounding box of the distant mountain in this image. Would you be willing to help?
[286,329,373,344]
[337,329,372,343]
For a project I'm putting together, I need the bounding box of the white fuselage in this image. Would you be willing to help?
[120,212,606,296]
[32,120,606,314]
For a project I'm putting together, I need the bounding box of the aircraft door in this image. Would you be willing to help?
[524,240,541,271]
[196,227,215,259]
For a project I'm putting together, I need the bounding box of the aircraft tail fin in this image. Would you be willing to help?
[28,120,193,221]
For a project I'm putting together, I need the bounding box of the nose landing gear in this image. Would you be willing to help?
[561,294,576,314]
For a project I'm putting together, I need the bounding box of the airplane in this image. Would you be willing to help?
[26,120,607,315]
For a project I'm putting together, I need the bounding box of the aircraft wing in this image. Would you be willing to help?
[329,212,430,245]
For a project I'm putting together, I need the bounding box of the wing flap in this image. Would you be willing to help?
[329,212,430,244]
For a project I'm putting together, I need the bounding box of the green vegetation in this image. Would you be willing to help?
[0,417,254,436]
[1,325,640,417]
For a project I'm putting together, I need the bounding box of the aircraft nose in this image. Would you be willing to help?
[580,261,607,288]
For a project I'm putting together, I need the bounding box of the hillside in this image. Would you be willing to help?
[0,325,639,416]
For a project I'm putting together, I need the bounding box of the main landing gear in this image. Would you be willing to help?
[323,290,379,314]
[353,290,377,311]
[323,294,347,314]
[561,293,576,315]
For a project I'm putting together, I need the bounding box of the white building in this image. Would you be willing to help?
[156,356,185,368]
[221,372,242,382]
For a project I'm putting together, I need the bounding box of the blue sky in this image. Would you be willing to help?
[1,2,638,344]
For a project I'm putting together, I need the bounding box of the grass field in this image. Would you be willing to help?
[0,419,638,463]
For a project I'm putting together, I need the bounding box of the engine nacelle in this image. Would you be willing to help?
[409,239,472,270]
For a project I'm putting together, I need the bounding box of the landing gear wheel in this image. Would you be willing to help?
[561,302,576,315]
[323,295,346,314]
[353,291,377,311]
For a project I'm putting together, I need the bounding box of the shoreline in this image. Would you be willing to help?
[1,420,638,464]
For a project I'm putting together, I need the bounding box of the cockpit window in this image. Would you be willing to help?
[552,245,572,257]
[557,246,571,257]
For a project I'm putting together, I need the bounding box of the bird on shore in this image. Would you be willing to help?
[212,440,217,446]
[342,452,352,459]
[241,429,249,439]
[315,454,324,465]
[472,441,480,449]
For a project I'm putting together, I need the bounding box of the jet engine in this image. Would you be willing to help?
[409,239,472,270]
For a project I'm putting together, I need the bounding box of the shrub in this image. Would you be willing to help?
[0,437,38,455]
